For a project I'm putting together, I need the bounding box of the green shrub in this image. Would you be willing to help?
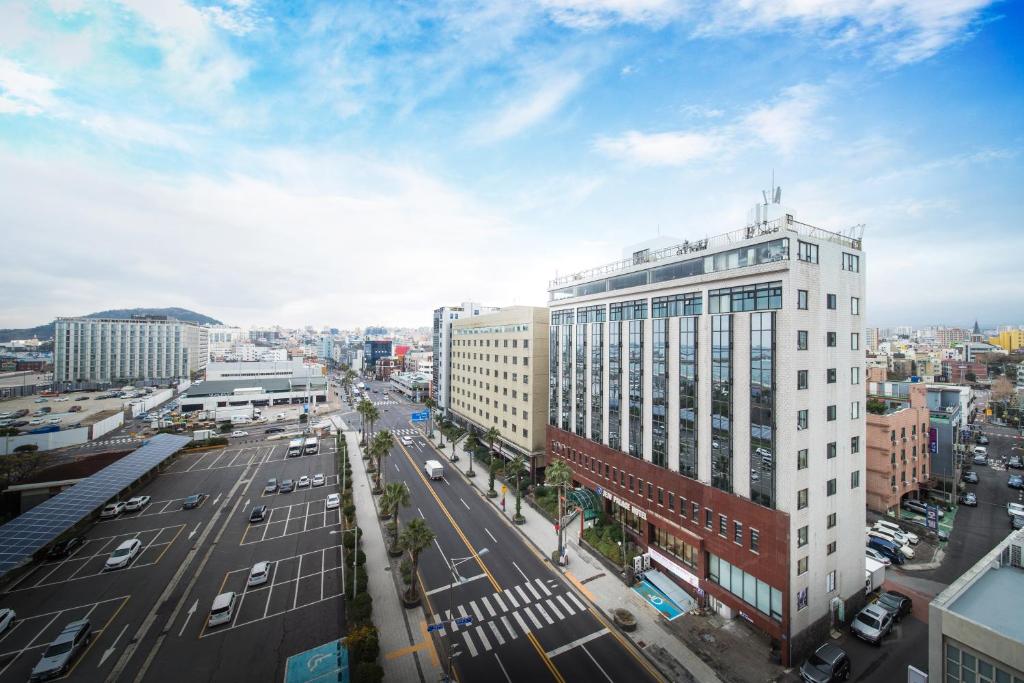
[353,549,366,565]
[344,504,356,518]
[354,662,384,683]
[349,592,373,625]
[534,485,549,497]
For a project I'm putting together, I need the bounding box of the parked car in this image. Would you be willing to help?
[1009,502,1024,518]
[46,536,85,560]
[230,430,248,438]
[29,619,91,681]
[973,454,988,465]
[1013,515,1024,531]
[104,539,141,570]
[1009,455,1024,470]
[974,446,988,457]
[263,478,278,494]
[326,493,340,510]
[100,502,126,519]
[207,592,238,628]
[799,642,850,683]
[865,548,891,566]
[867,537,905,565]
[280,479,295,493]
[976,434,989,445]
[959,492,978,506]
[75,396,90,401]
[297,475,310,488]
[1009,474,1024,490]
[265,427,285,434]
[850,603,894,645]
[247,561,271,587]
[867,529,915,559]
[874,591,913,621]
[68,405,82,413]
[249,505,268,523]
[124,496,151,512]
[902,500,945,518]
[872,521,918,545]
[0,608,16,636]
[182,494,207,509]
[963,471,980,484]
[312,473,325,487]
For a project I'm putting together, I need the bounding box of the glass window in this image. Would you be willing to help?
[852,436,860,453]
[711,315,733,492]
[797,449,808,470]
[719,514,728,536]
[851,401,861,419]
[797,557,808,575]
[798,488,808,509]
[652,319,668,467]
[851,297,860,315]
[827,478,837,496]
[705,508,712,529]
[750,528,760,552]
[798,330,808,350]
[797,290,808,309]
[750,312,776,507]
[734,521,743,544]
[798,526,808,547]
[851,367,861,384]
[827,405,837,421]
[842,252,860,272]
[797,241,819,263]
[828,512,836,528]
[827,331,837,347]
[851,470,861,488]
[851,333,861,350]
[798,409,808,430]
[826,293,837,309]
[679,317,698,479]
[827,368,836,383]
[797,370,808,389]
[827,442,837,459]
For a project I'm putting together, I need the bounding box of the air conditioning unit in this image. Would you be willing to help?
[1008,539,1023,569]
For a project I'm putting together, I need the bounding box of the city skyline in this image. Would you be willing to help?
[1,1,1021,329]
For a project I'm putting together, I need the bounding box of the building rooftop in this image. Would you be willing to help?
[183,377,326,397]
[948,562,1024,642]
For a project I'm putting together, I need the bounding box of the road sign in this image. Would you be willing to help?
[926,504,939,531]
[427,623,445,633]
[411,410,430,422]
[454,616,473,626]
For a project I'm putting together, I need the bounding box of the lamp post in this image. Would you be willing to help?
[442,548,489,683]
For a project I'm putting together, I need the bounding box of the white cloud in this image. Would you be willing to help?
[468,71,584,143]
[0,58,59,116]
[539,0,684,30]
[596,83,828,166]
[692,0,996,65]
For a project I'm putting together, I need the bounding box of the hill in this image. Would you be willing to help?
[0,308,222,343]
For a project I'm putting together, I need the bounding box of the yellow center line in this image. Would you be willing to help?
[396,431,564,683]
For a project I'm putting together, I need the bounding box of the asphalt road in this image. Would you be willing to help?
[355,380,661,683]
[0,422,346,683]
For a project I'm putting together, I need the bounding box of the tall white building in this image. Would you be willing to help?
[206,325,243,360]
[546,197,866,666]
[432,301,498,416]
[54,315,208,383]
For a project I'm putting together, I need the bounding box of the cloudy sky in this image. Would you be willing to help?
[0,0,1020,330]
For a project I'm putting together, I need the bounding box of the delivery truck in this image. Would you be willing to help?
[865,556,886,594]
[424,460,444,480]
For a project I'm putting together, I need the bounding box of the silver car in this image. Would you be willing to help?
[850,603,893,645]
[30,619,91,681]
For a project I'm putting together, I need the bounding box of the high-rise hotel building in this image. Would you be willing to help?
[546,202,866,665]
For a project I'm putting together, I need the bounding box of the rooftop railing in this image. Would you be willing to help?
[548,215,863,288]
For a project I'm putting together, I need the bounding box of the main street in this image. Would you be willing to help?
[353,380,662,683]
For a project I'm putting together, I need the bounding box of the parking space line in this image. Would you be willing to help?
[293,555,303,610]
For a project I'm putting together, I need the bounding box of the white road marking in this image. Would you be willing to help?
[516,585,530,604]
[504,589,520,609]
[492,594,507,612]
[567,593,587,611]
[418,508,425,518]
[526,581,542,601]
[500,615,516,639]
[583,645,614,682]
[556,594,575,615]
[512,561,529,581]
[476,625,492,651]
[487,620,505,646]
[469,601,484,622]
[485,528,497,544]
[462,631,478,657]
[535,578,552,596]
[480,596,497,618]
[522,605,543,630]
[545,628,610,658]
[545,598,564,620]
[534,602,554,625]
[495,653,512,683]
[460,498,471,510]
[512,611,530,636]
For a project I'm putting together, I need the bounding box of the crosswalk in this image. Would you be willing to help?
[391,428,424,437]
[70,436,138,450]
[370,399,399,406]
[430,577,590,658]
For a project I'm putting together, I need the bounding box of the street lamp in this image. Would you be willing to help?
[442,548,489,682]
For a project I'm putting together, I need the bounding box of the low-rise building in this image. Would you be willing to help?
[178,377,327,413]
[450,306,549,474]
[206,359,321,381]
[390,371,431,400]
[942,360,989,384]
[988,329,1024,352]
[865,369,932,514]
[928,529,1024,682]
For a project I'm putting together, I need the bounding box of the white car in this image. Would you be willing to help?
[208,592,237,628]
[312,473,325,487]
[29,418,43,425]
[46,417,62,424]
[55,397,69,402]
[973,446,988,456]
[326,493,340,510]
[873,520,919,545]
[400,436,413,446]
[231,430,248,438]
[865,548,892,566]
[104,539,141,570]
[247,561,272,587]
[0,608,14,635]
[297,475,311,488]
[100,502,126,519]
[124,496,151,512]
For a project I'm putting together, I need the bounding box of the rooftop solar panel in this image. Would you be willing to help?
[0,433,191,577]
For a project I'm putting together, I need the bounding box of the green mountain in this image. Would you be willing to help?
[0,308,223,343]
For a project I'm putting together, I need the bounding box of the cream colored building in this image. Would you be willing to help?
[450,307,549,469]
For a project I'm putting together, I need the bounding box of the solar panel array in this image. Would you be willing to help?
[0,433,191,577]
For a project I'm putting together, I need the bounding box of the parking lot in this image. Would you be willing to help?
[0,423,347,683]
[0,390,132,433]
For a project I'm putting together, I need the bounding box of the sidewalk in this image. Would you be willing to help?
[423,428,725,683]
[345,429,442,683]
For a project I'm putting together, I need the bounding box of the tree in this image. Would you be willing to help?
[381,482,411,548]
[965,371,977,384]
[423,397,437,441]
[399,518,436,603]
[365,404,381,439]
[371,430,394,491]
[545,459,573,562]
[487,461,498,498]
[506,454,529,523]
[0,449,44,488]
[356,399,374,444]
[483,426,501,464]
[992,376,1015,401]
[463,433,479,476]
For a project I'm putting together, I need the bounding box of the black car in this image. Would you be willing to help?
[46,536,85,560]
[249,505,268,523]
[962,471,979,484]
[875,591,913,621]
[799,642,850,683]
[1008,475,1024,490]
[182,494,206,509]
[265,427,286,434]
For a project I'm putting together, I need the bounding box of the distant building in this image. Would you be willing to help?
[934,326,971,347]
[865,370,932,515]
[364,340,392,370]
[942,360,988,384]
[989,329,1024,352]
[390,371,431,400]
[178,377,327,413]
[432,302,499,416]
[206,325,243,360]
[928,529,1024,683]
[54,315,207,383]
[375,356,396,381]
[206,359,321,381]
[926,384,970,502]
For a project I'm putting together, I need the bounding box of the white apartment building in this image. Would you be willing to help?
[206,325,243,360]
[54,315,208,383]
[432,301,498,416]
[546,198,866,666]
[449,307,550,469]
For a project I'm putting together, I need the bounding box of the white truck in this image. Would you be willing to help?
[424,460,444,480]
[865,557,886,593]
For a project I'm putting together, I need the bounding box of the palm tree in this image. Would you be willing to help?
[483,426,501,464]
[365,404,380,439]
[423,397,437,440]
[382,481,411,549]
[545,459,573,563]
[399,517,436,603]
[371,430,394,491]
[507,454,529,523]
[464,433,479,477]
[356,399,373,445]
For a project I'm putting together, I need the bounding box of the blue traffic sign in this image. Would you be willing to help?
[411,410,430,422]
[427,623,445,633]
[455,616,473,626]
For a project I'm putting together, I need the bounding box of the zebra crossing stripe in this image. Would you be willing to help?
[480,596,497,618]
[534,602,555,625]
[545,598,564,620]
[535,578,552,596]
[462,631,478,657]
[516,586,530,604]
[512,611,530,635]
[567,593,587,611]
[500,615,517,638]
[476,626,492,652]
[504,589,520,609]
[469,600,484,622]
[458,605,469,619]
[487,621,505,646]
[493,594,507,611]
[522,605,543,630]
[556,594,575,615]
[526,582,542,600]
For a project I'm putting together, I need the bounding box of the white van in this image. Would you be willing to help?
[424,460,444,480]
[873,520,919,545]
[231,415,251,425]
[208,592,238,627]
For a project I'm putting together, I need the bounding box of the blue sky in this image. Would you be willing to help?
[0,0,1020,329]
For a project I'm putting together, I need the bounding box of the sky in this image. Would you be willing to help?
[0,0,1021,330]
